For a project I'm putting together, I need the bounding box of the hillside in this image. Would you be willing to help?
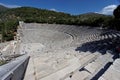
[0,6,112,25]
[75,12,113,26]
[0,5,8,12]
[0,7,73,23]
[0,5,117,41]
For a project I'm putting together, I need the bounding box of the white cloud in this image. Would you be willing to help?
[99,4,117,15]
[50,8,57,12]
[0,3,21,8]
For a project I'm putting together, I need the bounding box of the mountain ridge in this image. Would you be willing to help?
[0,5,9,12]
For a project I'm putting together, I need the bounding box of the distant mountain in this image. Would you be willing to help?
[0,6,73,22]
[0,6,112,22]
[79,12,106,16]
[77,12,112,20]
[0,5,8,12]
[73,12,113,27]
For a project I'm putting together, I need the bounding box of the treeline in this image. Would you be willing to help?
[0,20,18,41]
[0,6,119,41]
[0,7,113,26]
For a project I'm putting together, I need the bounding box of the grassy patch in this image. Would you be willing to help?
[0,60,7,66]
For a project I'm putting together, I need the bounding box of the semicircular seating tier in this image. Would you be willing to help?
[16,23,120,80]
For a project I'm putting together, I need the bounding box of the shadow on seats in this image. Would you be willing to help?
[75,37,120,55]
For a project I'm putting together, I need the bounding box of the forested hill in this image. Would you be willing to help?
[0,6,118,41]
[0,7,73,23]
[0,5,8,12]
[0,6,113,26]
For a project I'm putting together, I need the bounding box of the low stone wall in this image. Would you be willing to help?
[0,55,30,80]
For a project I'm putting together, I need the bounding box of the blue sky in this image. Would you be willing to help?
[0,0,119,15]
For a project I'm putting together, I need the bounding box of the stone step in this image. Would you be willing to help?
[98,59,120,80]
[39,53,97,80]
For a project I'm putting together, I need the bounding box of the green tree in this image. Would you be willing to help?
[113,5,120,19]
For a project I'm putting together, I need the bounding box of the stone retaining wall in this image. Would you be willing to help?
[0,55,30,80]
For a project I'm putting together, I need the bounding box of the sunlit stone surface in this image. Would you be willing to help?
[16,23,120,80]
